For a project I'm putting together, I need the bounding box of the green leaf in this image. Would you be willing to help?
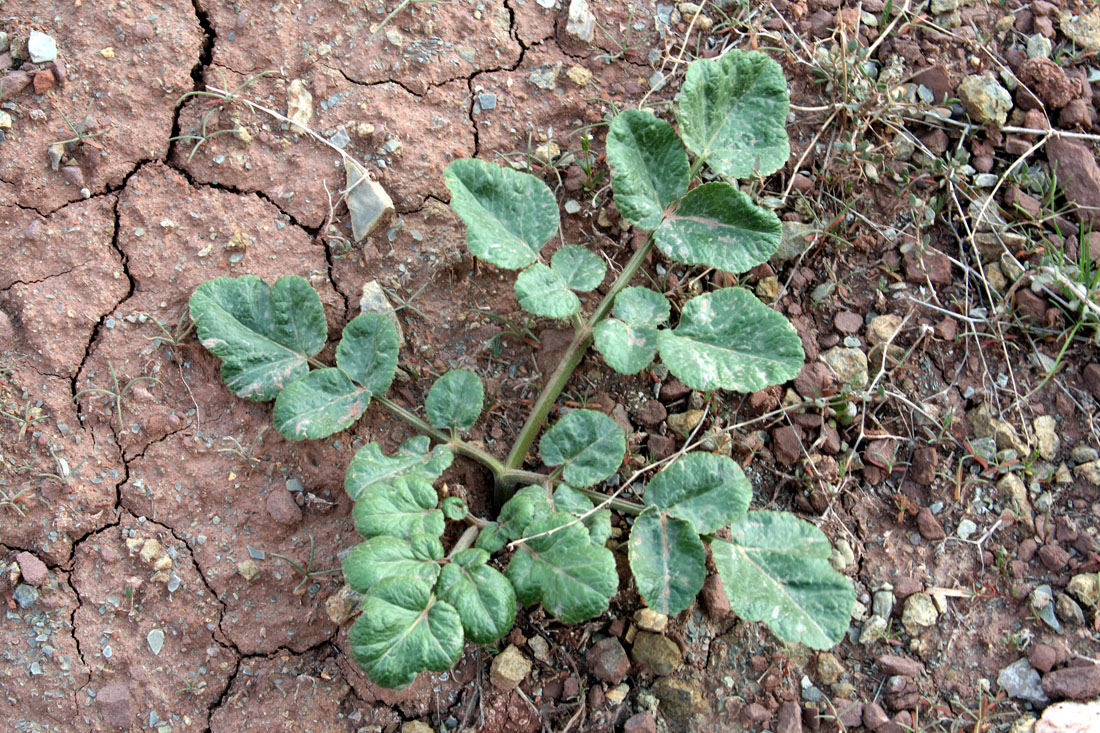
[506,513,618,623]
[436,548,517,644]
[441,496,468,521]
[628,506,706,615]
[645,452,752,533]
[426,370,484,430]
[409,533,445,560]
[352,476,445,540]
[343,536,441,593]
[552,485,611,546]
[272,368,368,440]
[711,511,855,649]
[657,287,803,392]
[655,182,781,274]
[189,275,327,401]
[444,159,558,269]
[514,263,581,318]
[348,578,464,689]
[606,109,690,229]
[540,409,626,487]
[336,313,401,395]
[474,523,508,553]
[498,485,554,539]
[678,51,791,179]
[345,437,454,502]
[593,287,671,375]
[551,245,605,292]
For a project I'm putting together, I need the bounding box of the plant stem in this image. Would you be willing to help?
[501,233,657,482]
[572,486,645,515]
[447,524,480,558]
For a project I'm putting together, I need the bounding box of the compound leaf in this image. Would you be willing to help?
[345,437,453,502]
[506,513,618,623]
[655,182,781,274]
[657,287,803,393]
[352,476,444,540]
[606,109,690,229]
[336,313,401,396]
[474,523,508,553]
[343,536,441,594]
[551,245,605,292]
[515,263,581,318]
[552,485,611,546]
[444,159,558,269]
[189,275,326,401]
[711,511,855,649]
[540,409,626,487]
[645,452,752,533]
[272,368,367,440]
[593,287,670,375]
[436,548,517,644]
[628,506,706,615]
[678,51,790,179]
[348,577,463,689]
[426,370,484,430]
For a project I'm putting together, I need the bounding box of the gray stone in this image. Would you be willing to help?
[13,583,38,608]
[565,0,595,41]
[1071,445,1099,463]
[147,629,165,655]
[1037,701,1100,730]
[930,0,958,13]
[358,280,404,348]
[1060,9,1100,52]
[859,614,888,645]
[0,32,8,53]
[998,658,1049,705]
[872,588,895,619]
[1033,416,1060,460]
[901,593,937,635]
[821,346,868,389]
[344,158,394,241]
[1068,573,1099,610]
[957,75,1012,126]
[27,31,58,63]
[816,652,844,685]
[528,62,562,90]
[1055,593,1086,626]
[998,473,1033,521]
[956,519,978,540]
[866,314,903,347]
[1027,34,1053,59]
[1074,460,1100,486]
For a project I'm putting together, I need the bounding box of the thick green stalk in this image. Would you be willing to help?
[501,233,657,479]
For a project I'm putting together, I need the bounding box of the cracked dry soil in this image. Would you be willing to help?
[4,0,1100,732]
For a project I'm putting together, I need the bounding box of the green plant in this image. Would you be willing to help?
[270,536,341,595]
[73,361,163,428]
[188,51,855,689]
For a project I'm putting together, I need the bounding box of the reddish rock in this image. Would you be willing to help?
[33,69,55,94]
[920,128,948,156]
[742,702,772,725]
[777,701,802,733]
[892,578,923,600]
[862,701,890,729]
[1084,363,1100,401]
[659,378,691,403]
[1022,57,1075,109]
[834,310,863,334]
[772,425,802,466]
[648,433,678,461]
[1014,289,1048,322]
[1043,663,1100,700]
[15,551,49,586]
[1029,644,1058,674]
[1037,542,1071,572]
[794,362,834,399]
[1061,99,1096,130]
[748,384,782,413]
[884,675,920,711]
[809,9,833,38]
[878,654,924,678]
[701,573,731,620]
[586,637,630,684]
[624,712,656,733]
[60,165,85,187]
[265,488,303,526]
[916,507,946,540]
[910,446,938,486]
[1047,138,1100,227]
[935,317,957,341]
[913,66,953,103]
[633,399,666,427]
[1005,186,1042,219]
[836,700,863,728]
[0,70,32,100]
[903,247,952,285]
[96,680,133,728]
[1019,537,1039,563]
